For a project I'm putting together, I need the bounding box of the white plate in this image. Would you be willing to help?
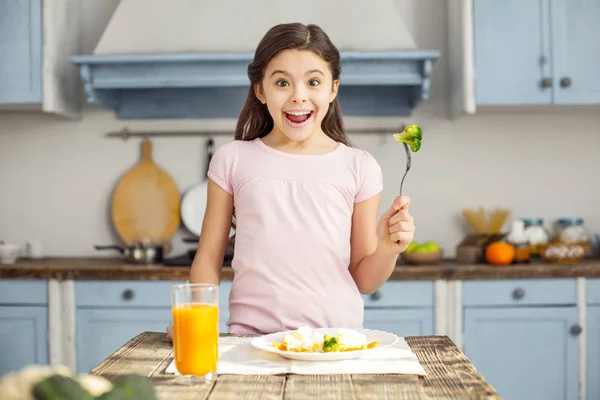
[250,328,399,362]
[180,182,208,237]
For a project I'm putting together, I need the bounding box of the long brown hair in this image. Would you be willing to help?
[235,23,349,146]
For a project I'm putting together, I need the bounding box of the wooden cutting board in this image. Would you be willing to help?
[111,139,181,245]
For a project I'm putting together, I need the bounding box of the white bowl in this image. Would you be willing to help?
[0,243,21,264]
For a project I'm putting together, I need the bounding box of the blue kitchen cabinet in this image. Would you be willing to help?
[472,0,600,106]
[0,280,48,377]
[462,279,579,400]
[363,308,433,337]
[74,280,231,374]
[473,0,552,105]
[587,305,600,400]
[586,279,600,400]
[362,281,434,337]
[550,0,600,104]
[76,307,172,374]
[0,0,42,103]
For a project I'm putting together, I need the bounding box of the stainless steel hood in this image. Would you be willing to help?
[71,0,440,119]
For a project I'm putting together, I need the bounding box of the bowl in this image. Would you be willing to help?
[0,242,21,264]
[400,249,443,265]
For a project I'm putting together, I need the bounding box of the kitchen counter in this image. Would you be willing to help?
[2,257,600,281]
[90,332,500,400]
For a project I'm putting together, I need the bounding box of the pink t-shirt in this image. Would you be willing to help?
[208,138,383,336]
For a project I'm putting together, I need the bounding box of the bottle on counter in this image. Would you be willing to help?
[521,218,550,256]
[555,218,590,245]
[539,218,592,263]
[506,220,530,264]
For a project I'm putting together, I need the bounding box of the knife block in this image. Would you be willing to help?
[456,233,506,264]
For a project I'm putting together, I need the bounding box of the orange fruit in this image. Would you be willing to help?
[485,241,515,266]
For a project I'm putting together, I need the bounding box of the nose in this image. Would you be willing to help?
[291,86,308,103]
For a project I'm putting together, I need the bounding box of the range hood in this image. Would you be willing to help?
[71,0,440,120]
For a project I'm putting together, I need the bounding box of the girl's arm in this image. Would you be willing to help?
[349,195,414,294]
[189,179,234,284]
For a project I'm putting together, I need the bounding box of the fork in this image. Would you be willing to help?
[398,142,411,197]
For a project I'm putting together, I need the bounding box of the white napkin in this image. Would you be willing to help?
[165,336,426,376]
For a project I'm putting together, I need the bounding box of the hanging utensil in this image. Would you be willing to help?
[111,139,181,246]
[180,138,214,237]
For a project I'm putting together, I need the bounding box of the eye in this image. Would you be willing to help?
[308,79,320,87]
[276,80,289,87]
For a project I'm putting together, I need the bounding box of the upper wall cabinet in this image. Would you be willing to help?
[550,0,600,105]
[448,0,600,116]
[0,0,81,119]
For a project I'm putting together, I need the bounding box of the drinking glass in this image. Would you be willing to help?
[171,283,219,385]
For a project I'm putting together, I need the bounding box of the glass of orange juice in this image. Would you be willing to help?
[171,283,219,385]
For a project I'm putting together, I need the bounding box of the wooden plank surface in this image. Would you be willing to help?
[91,332,501,400]
[406,336,500,399]
[3,257,600,281]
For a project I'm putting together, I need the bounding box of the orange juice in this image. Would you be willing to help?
[172,303,218,376]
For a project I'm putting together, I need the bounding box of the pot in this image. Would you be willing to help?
[94,242,170,264]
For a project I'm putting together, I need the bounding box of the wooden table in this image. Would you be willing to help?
[91,332,501,399]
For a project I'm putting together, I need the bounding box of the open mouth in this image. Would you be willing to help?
[284,110,314,127]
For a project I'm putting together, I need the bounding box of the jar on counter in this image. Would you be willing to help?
[555,218,590,245]
[506,220,530,264]
[521,218,550,255]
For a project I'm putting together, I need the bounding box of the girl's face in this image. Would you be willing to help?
[255,49,339,143]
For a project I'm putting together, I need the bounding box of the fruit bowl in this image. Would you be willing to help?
[401,249,443,265]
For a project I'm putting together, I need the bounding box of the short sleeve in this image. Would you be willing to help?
[207,141,236,195]
[354,151,383,203]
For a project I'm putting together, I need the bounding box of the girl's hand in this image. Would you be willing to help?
[377,196,415,255]
[166,324,173,342]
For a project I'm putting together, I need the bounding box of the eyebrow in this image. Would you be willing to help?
[270,69,325,77]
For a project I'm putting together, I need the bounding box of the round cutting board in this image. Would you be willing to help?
[111,139,181,245]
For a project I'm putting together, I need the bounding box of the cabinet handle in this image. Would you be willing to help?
[512,288,525,300]
[122,289,134,301]
[369,291,382,301]
[560,77,572,88]
[540,78,553,88]
[570,324,582,336]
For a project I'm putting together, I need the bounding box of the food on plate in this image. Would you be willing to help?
[272,326,380,353]
[392,124,422,152]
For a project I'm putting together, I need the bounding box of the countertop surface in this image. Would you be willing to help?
[90,331,501,400]
[2,257,600,281]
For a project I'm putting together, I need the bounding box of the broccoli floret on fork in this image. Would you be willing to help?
[392,124,422,153]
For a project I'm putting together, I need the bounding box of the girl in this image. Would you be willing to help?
[171,22,415,337]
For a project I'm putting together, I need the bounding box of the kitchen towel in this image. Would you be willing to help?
[165,336,426,376]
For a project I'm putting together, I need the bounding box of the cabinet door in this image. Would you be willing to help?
[0,306,48,376]
[587,306,600,400]
[473,0,552,105]
[550,0,600,104]
[363,308,434,337]
[76,308,172,374]
[76,307,231,374]
[0,0,42,104]
[464,307,579,400]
